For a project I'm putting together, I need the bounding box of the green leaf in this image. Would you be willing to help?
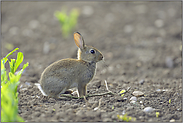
[9,59,15,74]
[14,52,23,73]
[4,48,19,59]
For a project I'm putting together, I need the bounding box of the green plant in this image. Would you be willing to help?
[117,114,136,122]
[1,48,29,122]
[54,7,79,38]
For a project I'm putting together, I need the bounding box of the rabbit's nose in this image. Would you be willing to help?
[99,54,104,60]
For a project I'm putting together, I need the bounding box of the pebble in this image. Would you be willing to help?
[170,119,175,122]
[25,82,31,86]
[143,107,154,113]
[130,100,136,104]
[139,79,145,85]
[132,91,144,97]
[130,96,137,101]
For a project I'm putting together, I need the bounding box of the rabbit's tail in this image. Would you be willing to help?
[35,83,48,96]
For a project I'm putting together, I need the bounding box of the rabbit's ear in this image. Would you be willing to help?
[74,32,85,49]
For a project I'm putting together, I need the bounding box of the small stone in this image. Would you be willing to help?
[130,100,136,104]
[25,82,31,86]
[132,91,144,97]
[170,119,175,122]
[130,96,137,101]
[139,79,145,85]
[143,107,154,113]
[139,101,143,104]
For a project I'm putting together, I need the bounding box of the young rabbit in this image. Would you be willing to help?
[36,32,103,99]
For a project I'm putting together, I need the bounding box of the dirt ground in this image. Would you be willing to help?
[1,2,182,122]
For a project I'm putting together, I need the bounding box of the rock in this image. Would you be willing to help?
[132,91,144,97]
[130,96,137,101]
[170,119,175,122]
[139,79,145,85]
[130,100,136,104]
[143,107,154,113]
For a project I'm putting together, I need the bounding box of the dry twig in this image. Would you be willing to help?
[58,80,131,99]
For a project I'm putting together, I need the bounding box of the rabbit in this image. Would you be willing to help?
[36,32,103,99]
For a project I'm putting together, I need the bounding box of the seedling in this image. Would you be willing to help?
[156,112,160,118]
[1,48,29,122]
[169,99,171,104]
[120,90,126,97]
[54,8,79,38]
[117,114,136,122]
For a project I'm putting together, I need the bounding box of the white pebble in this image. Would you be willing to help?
[132,91,144,97]
[130,100,136,104]
[143,107,154,113]
[170,119,175,122]
[154,19,164,28]
[25,82,31,86]
[94,107,99,111]
[130,96,137,101]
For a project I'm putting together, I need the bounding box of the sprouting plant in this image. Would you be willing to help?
[1,48,29,122]
[156,112,160,118]
[54,7,79,38]
[117,114,136,122]
[119,89,126,97]
[169,99,171,104]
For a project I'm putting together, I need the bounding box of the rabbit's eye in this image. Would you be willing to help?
[90,49,95,54]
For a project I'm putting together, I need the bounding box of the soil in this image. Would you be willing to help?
[1,2,182,122]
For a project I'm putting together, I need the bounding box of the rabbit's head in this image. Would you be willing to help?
[74,32,103,63]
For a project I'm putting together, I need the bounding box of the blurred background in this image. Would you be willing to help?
[2,2,181,82]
